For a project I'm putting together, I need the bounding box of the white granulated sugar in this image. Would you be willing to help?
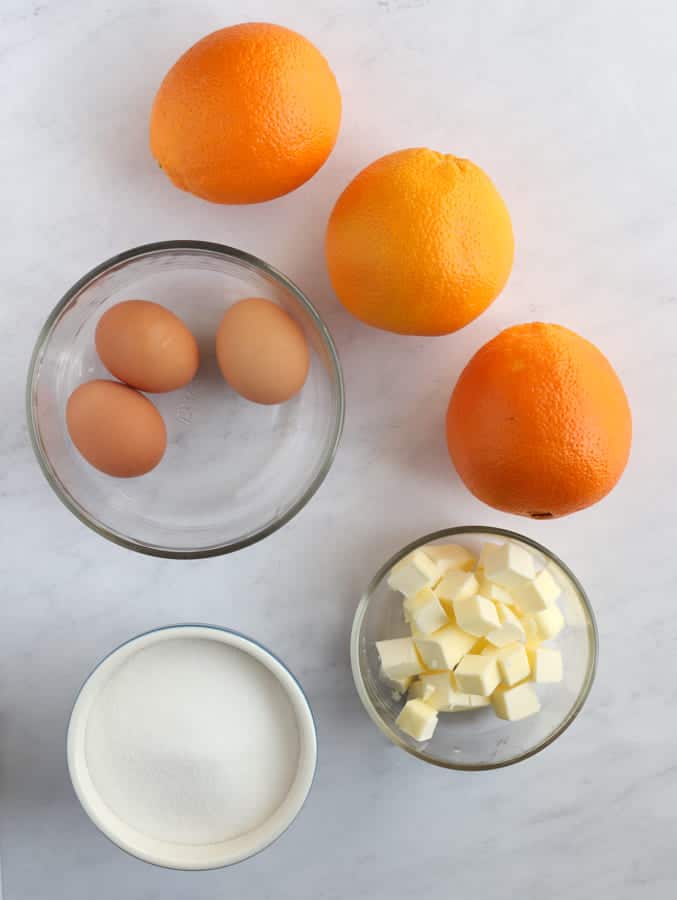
[84,638,300,845]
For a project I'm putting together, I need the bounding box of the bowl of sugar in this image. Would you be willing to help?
[67,624,317,869]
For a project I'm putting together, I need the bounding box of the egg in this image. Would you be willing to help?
[66,380,167,477]
[216,298,310,404]
[95,300,199,393]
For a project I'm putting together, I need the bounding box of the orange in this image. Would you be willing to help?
[150,23,341,204]
[446,323,632,518]
[325,148,514,336]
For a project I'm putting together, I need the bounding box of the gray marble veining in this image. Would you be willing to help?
[1,0,676,897]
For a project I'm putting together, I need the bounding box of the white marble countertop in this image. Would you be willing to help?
[1,0,676,897]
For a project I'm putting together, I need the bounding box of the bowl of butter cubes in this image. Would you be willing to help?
[350,527,597,769]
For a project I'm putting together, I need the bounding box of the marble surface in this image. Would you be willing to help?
[1,0,676,896]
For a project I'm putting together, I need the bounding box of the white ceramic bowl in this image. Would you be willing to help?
[67,625,317,869]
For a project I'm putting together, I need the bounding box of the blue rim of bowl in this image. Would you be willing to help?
[26,240,345,559]
[66,622,318,871]
[350,526,599,771]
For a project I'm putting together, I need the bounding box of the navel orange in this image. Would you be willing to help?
[150,23,341,204]
[446,323,632,518]
[325,148,514,336]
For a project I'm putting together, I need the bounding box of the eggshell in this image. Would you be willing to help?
[66,380,167,477]
[95,300,199,393]
[215,298,310,404]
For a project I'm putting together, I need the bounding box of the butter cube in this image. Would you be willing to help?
[512,568,560,614]
[469,695,490,708]
[449,694,490,711]
[403,587,450,635]
[424,543,476,574]
[492,682,541,721]
[408,677,435,702]
[388,675,412,697]
[454,653,501,696]
[477,575,513,606]
[413,672,458,710]
[482,542,536,591]
[453,594,500,637]
[440,673,492,710]
[415,626,476,671]
[447,673,491,709]
[387,550,439,597]
[486,603,526,647]
[375,637,424,681]
[523,617,540,643]
[435,570,479,610]
[529,604,565,640]
[396,699,438,741]
[497,643,530,686]
[477,541,500,571]
[527,646,563,683]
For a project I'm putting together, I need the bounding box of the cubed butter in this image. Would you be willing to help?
[396,699,438,741]
[512,568,560,614]
[486,603,526,647]
[527,646,563,683]
[454,653,501,696]
[412,672,458,710]
[469,695,491,708]
[415,625,476,671]
[529,604,565,640]
[492,682,541,721]
[477,575,513,606]
[408,678,435,702]
[523,617,539,643]
[387,550,439,597]
[447,673,491,709]
[435,570,479,609]
[403,587,450,635]
[388,675,412,696]
[482,542,536,591]
[424,543,476,574]
[477,541,500,571]
[375,637,424,681]
[453,594,500,637]
[449,694,490,711]
[497,643,530,686]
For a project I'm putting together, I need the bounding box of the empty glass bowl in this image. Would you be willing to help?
[27,241,344,558]
[351,527,597,770]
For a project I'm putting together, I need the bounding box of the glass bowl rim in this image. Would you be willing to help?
[350,525,598,771]
[25,240,345,560]
[66,622,318,870]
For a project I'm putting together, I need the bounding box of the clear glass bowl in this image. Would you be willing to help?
[27,241,344,558]
[351,527,597,770]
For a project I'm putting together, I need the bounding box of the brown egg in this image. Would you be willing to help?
[216,298,310,404]
[66,380,167,477]
[95,300,199,393]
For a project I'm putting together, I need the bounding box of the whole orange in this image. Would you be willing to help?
[325,148,514,336]
[150,23,341,204]
[446,323,632,518]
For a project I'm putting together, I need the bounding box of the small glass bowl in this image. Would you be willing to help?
[351,527,597,770]
[27,241,344,558]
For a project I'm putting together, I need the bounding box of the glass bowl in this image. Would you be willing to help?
[27,241,344,558]
[351,526,597,770]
